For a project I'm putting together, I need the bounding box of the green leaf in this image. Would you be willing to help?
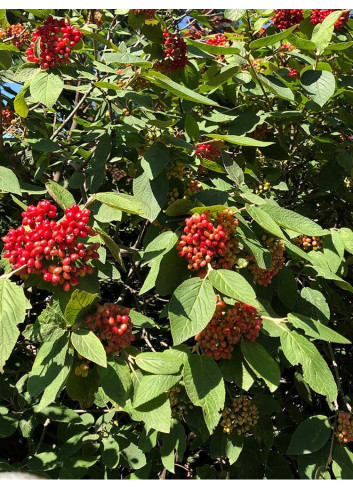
[338,228,353,255]
[95,228,124,269]
[169,277,217,345]
[94,191,150,219]
[71,330,107,368]
[45,180,75,209]
[0,42,19,52]
[27,331,69,397]
[132,393,171,433]
[38,347,74,410]
[258,74,295,102]
[13,63,41,82]
[185,113,200,141]
[222,152,244,186]
[160,419,186,473]
[184,355,225,433]
[148,71,219,106]
[241,340,280,392]
[141,142,170,180]
[287,34,316,51]
[0,166,22,195]
[0,280,27,371]
[87,133,112,192]
[30,71,64,108]
[64,290,99,326]
[280,329,337,401]
[135,352,183,375]
[224,9,246,21]
[208,269,258,307]
[133,169,168,222]
[301,70,335,107]
[66,365,100,409]
[14,87,29,118]
[104,51,152,67]
[311,10,345,53]
[187,38,241,55]
[0,410,18,438]
[207,133,274,147]
[99,357,131,407]
[246,204,285,239]
[250,24,298,49]
[133,373,181,408]
[288,313,350,344]
[262,203,327,236]
[101,436,120,469]
[287,416,331,455]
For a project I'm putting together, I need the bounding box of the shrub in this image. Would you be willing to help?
[0,8,352,481]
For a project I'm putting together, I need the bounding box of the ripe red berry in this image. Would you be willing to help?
[195,299,262,360]
[131,9,156,20]
[26,15,83,69]
[1,107,16,130]
[85,303,135,354]
[272,9,303,30]
[154,29,188,74]
[195,143,221,162]
[2,200,100,291]
[310,9,349,30]
[247,236,285,286]
[177,209,239,273]
[0,23,29,49]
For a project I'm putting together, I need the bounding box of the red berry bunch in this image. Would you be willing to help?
[131,9,156,19]
[205,34,231,47]
[336,412,353,443]
[1,107,16,130]
[310,9,349,30]
[195,143,221,162]
[2,200,99,291]
[184,26,205,40]
[185,180,203,198]
[293,235,323,251]
[287,67,300,78]
[177,209,239,272]
[154,29,188,74]
[221,396,259,435]
[85,303,135,354]
[271,9,303,30]
[0,23,29,48]
[26,15,83,69]
[195,299,262,361]
[247,236,285,286]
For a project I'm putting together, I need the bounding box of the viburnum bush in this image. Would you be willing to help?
[0,7,353,481]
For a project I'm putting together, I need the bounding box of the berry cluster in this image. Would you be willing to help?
[185,180,203,198]
[167,188,180,206]
[75,361,90,377]
[168,161,187,180]
[247,236,285,286]
[108,164,127,182]
[287,67,300,78]
[26,15,83,69]
[293,235,323,251]
[1,107,16,130]
[131,9,156,19]
[177,209,239,272]
[195,143,221,161]
[195,299,262,360]
[310,9,349,30]
[0,23,29,48]
[154,29,188,74]
[336,412,353,443]
[255,179,271,194]
[271,9,303,30]
[205,34,231,46]
[184,26,205,40]
[279,43,295,53]
[221,396,259,435]
[167,385,193,419]
[85,303,135,354]
[2,200,99,291]
[251,58,266,74]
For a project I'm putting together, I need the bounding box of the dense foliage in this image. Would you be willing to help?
[0,8,353,480]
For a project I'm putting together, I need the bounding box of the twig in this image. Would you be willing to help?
[50,86,94,140]
[34,418,50,454]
